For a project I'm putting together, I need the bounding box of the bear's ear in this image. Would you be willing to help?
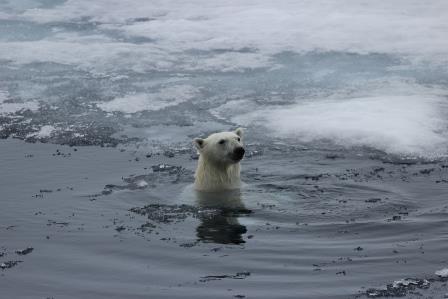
[235,127,243,138]
[193,138,205,150]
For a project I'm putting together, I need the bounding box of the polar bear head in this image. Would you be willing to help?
[194,128,245,165]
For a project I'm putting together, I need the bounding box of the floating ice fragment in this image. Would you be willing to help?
[136,180,148,188]
[435,268,448,278]
[151,164,181,172]
[15,247,34,255]
[392,278,429,288]
[0,261,22,270]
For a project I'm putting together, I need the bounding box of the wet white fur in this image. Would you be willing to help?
[194,128,243,192]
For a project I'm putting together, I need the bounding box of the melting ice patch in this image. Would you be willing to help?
[27,125,56,138]
[0,101,40,114]
[234,94,448,157]
[0,39,274,73]
[1,0,448,153]
[435,268,448,278]
[17,0,448,55]
[1,0,447,73]
[0,89,39,115]
[97,85,198,113]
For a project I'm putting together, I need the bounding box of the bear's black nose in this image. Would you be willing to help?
[233,147,245,161]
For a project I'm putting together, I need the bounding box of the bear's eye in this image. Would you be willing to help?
[237,137,241,142]
[218,139,226,145]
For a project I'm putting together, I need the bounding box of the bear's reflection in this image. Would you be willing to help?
[195,190,251,245]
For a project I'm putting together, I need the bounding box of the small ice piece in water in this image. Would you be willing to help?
[0,261,22,269]
[392,279,413,288]
[367,289,384,297]
[392,278,429,289]
[15,247,34,255]
[435,268,448,278]
[151,164,180,172]
[136,180,148,188]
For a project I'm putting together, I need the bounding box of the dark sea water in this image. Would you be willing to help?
[1,1,448,298]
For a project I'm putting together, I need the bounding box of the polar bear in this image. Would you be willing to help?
[193,128,245,192]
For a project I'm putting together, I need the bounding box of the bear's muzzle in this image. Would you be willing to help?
[232,147,245,162]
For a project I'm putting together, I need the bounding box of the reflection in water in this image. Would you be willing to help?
[195,190,251,244]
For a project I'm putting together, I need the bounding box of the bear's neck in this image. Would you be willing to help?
[194,155,241,192]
